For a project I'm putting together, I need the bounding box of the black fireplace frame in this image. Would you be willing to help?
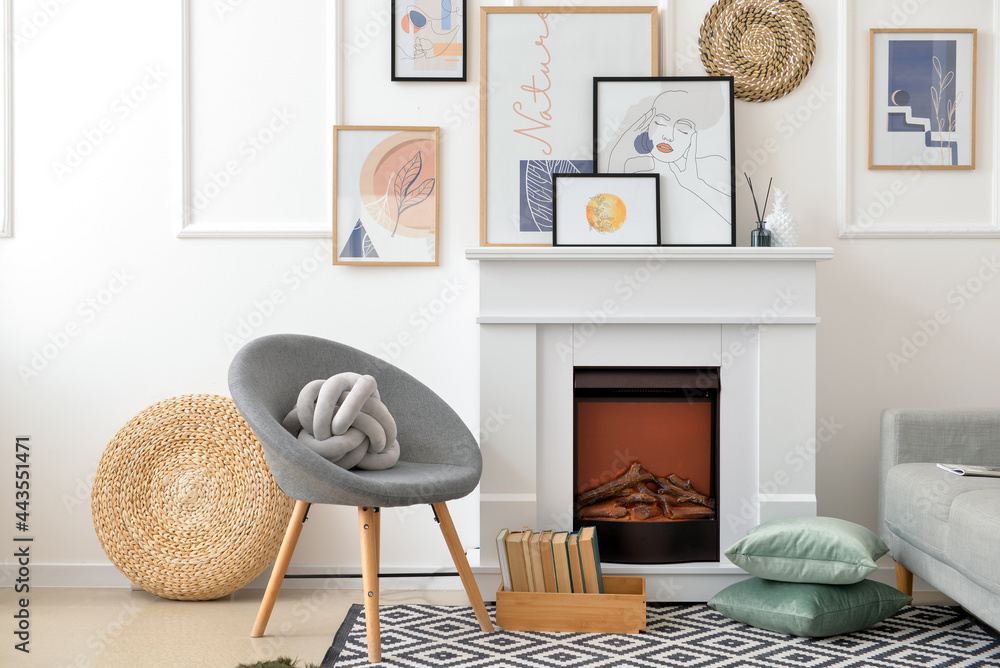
[572,366,720,564]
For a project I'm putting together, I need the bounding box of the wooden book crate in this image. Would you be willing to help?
[495,575,646,634]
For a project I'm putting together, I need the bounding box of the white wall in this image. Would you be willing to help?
[1,0,998,587]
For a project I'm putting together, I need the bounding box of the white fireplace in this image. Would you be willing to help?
[467,246,834,601]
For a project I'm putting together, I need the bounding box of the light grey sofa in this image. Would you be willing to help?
[879,408,1000,631]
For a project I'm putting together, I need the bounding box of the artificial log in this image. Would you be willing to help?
[628,504,664,520]
[658,473,715,509]
[618,488,661,508]
[576,462,715,521]
[576,463,654,508]
[578,502,628,520]
[666,505,716,519]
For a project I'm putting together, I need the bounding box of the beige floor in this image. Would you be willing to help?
[1,586,955,667]
[1,586,471,667]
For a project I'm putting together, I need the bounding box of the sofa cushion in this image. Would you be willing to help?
[946,489,1000,595]
[725,516,888,585]
[883,463,1000,562]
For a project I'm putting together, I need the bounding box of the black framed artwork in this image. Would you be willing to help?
[594,76,736,247]
[552,173,661,247]
[391,1,467,81]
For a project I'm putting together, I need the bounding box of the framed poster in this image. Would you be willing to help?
[392,0,466,81]
[552,173,660,246]
[594,77,736,247]
[869,29,977,170]
[333,126,439,266]
[479,6,658,246]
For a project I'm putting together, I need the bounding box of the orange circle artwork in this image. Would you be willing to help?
[586,193,627,234]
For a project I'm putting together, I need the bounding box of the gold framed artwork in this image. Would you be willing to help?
[333,126,439,265]
[479,6,659,246]
[868,29,977,170]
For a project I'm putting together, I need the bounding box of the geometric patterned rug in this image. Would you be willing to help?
[322,603,1000,667]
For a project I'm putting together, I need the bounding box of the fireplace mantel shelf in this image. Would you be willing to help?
[466,246,834,262]
[468,246,832,326]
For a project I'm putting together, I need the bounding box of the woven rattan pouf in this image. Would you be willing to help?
[92,394,294,601]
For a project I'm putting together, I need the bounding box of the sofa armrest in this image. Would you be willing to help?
[879,408,1000,543]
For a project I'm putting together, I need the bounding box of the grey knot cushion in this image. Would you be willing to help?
[282,373,401,470]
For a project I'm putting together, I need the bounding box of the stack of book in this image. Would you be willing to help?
[496,526,603,594]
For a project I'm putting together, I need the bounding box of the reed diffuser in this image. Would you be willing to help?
[745,174,772,247]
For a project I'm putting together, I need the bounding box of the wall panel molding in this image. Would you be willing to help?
[173,1,340,238]
[839,0,1000,238]
[0,0,12,238]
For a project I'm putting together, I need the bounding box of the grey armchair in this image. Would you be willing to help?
[229,334,493,663]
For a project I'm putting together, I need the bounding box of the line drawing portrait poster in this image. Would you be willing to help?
[480,7,658,246]
[595,77,736,246]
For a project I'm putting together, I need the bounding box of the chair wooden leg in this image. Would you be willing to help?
[251,499,309,638]
[895,560,914,598]
[359,506,381,663]
[373,506,381,568]
[432,502,495,632]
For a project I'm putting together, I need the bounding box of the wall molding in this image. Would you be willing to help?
[0,0,12,238]
[835,0,849,239]
[839,1,1000,238]
[173,1,340,238]
[660,0,674,75]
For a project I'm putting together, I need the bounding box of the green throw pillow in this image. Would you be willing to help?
[725,516,889,585]
[708,577,911,637]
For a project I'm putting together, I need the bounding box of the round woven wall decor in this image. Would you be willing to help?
[92,394,294,601]
[699,0,816,103]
